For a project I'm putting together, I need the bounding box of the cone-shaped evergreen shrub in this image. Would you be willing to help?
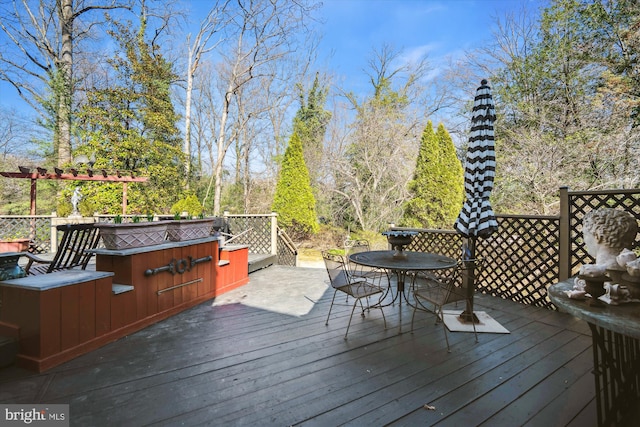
[272,132,319,238]
[402,122,464,228]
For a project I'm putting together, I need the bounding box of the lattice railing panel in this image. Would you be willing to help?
[0,216,52,253]
[480,216,560,309]
[226,215,271,254]
[407,215,560,309]
[568,190,640,277]
[406,229,463,259]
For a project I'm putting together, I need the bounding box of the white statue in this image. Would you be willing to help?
[71,186,82,215]
[570,208,639,302]
[581,208,637,270]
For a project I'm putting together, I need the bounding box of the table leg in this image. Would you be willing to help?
[397,270,405,333]
[588,322,640,427]
[369,269,407,334]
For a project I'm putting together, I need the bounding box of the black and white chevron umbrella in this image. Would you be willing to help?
[454,79,498,324]
[454,79,498,239]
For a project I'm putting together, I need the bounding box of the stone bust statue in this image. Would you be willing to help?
[582,208,638,270]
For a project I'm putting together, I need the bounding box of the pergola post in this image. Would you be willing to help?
[30,178,37,216]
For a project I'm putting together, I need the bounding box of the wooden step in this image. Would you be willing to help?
[112,283,135,294]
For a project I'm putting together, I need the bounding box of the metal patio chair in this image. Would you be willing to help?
[410,259,479,352]
[322,251,387,339]
[344,239,391,288]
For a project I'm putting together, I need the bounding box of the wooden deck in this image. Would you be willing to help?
[0,265,598,426]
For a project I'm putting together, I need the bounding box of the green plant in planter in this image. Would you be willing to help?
[132,216,141,223]
[173,212,182,220]
[114,215,123,224]
[146,213,154,222]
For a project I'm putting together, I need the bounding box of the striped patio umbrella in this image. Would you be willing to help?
[454,79,498,323]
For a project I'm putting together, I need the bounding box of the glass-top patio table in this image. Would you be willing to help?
[348,250,457,333]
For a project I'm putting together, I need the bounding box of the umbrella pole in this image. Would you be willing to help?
[459,236,479,324]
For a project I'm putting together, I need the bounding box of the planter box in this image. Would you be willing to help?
[0,239,30,253]
[166,219,215,242]
[97,221,169,250]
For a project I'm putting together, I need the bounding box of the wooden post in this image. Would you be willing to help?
[30,178,37,215]
[459,237,479,324]
[271,212,278,255]
[558,186,570,281]
[51,213,59,253]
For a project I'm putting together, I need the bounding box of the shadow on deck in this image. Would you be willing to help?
[0,265,597,426]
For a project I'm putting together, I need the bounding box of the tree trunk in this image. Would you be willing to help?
[184,47,194,187]
[213,89,232,215]
[57,0,74,167]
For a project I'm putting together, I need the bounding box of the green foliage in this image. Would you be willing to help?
[293,72,331,187]
[402,122,464,229]
[272,132,318,238]
[57,184,95,217]
[220,181,244,214]
[579,0,640,127]
[74,12,184,215]
[490,0,640,214]
[171,194,203,217]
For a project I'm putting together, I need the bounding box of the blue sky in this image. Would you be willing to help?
[0,0,541,124]
[317,0,539,86]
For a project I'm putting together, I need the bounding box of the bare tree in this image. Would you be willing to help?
[469,4,639,215]
[0,0,131,167]
[0,106,36,159]
[325,45,432,231]
[183,2,228,184]
[198,0,318,215]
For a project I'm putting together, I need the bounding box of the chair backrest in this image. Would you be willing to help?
[441,259,486,303]
[47,223,100,273]
[414,266,467,306]
[344,239,370,257]
[322,251,351,289]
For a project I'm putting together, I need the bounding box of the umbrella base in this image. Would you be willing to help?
[459,311,480,324]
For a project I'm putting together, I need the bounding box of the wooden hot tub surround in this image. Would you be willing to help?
[0,237,249,372]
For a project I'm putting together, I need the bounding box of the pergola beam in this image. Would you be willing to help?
[0,170,148,215]
[0,172,147,182]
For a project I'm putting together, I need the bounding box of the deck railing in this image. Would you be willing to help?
[2,187,639,306]
[400,214,560,309]
[222,212,297,266]
[398,187,640,309]
[0,213,297,267]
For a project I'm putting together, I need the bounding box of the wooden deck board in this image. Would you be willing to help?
[342,321,567,426]
[0,266,597,426]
